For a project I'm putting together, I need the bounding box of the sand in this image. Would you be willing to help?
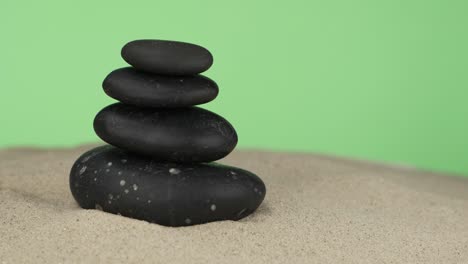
[1,145,467,263]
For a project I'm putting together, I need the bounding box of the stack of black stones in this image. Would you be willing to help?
[69,40,266,226]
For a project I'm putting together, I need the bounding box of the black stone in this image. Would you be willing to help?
[70,145,266,227]
[93,103,238,163]
[121,39,213,75]
[102,67,218,108]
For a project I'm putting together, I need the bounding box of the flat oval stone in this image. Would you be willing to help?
[93,103,238,163]
[70,145,266,226]
[121,39,213,75]
[102,67,218,108]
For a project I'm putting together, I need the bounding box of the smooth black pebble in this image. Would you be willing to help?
[103,67,218,108]
[121,39,213,75]
[70,145,266,227]
[93,103,238,163]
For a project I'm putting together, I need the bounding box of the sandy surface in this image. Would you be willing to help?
[1,145,467,263]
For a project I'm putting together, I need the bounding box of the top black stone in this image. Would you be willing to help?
[121,39,213,75]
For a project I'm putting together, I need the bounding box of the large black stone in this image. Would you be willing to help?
[102,67,218,108]
[70,145,266,227]
[93,103,238,163]
[121,39,213,75]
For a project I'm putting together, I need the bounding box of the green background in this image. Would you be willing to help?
[1,0,467,176]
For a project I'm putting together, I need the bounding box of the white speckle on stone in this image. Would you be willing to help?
[81,156,91,163]
[179,79,184,83]
[121,159,127,163]
[108,194,113,199]
[124,189,129,194]
[185,218,191,224]
[93,177,97,181]
[133,184,138,191]
[120,180,126,186]
[107,162,113,167]
[254,188,258,193]
[136,197,140,200]
[105,169,110,173]
[95,204,103,211]
[94,170,97,174]
[118,171,122,175]
[169,168,180,175]
[210,204,217,211]
[79,166,87,175]
[108,200,112,204]
[237,208,247,217]
[147,200,151,203]
[230,171,238,179]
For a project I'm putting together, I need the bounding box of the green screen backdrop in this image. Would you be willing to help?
[1,0,467,176]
